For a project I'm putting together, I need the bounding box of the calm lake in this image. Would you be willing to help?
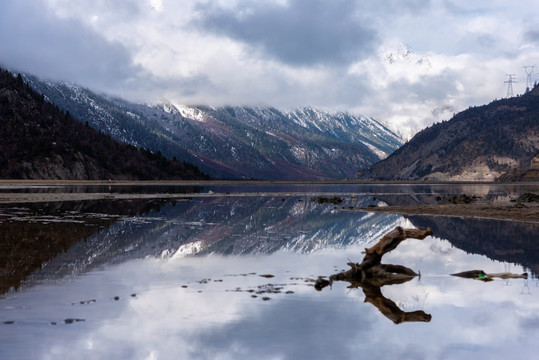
[1,183,538,360]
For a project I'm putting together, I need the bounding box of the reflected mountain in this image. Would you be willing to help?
[0,198,177,293]
[6,191,539,293]
[408,216,539,276]
[369,186,539,277]
[21,196,404,286]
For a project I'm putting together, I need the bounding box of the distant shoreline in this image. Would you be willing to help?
[1,180,537,224]
[2,179,538,186]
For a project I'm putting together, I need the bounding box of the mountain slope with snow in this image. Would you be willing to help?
[24,74,404,180]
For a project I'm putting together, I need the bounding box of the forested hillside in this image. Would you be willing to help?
[0,69,208,180]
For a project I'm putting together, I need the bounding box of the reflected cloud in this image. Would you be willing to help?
[1,245,539,359]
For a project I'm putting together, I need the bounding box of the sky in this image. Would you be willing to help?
[1,0,539,138]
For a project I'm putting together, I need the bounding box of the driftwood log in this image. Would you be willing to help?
[451,270,528,282]
[315,226,433,324]
[315,226,433,290]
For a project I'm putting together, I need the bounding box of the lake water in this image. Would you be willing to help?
[1,184,538,360]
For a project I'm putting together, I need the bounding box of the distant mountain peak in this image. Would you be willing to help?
[381,42,432,68]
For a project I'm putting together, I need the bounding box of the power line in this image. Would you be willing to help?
[523,65,535,92]
[504,74,517,98]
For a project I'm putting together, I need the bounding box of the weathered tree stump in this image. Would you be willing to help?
[315,226,433,324]
[316,226,433,290]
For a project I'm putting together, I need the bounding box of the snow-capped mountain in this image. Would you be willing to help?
[381,42,432,68]
[23,74,404,180]
[286,107,402,158]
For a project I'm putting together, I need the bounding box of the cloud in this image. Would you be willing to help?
[405,69,460,102]
[190,298,373,360]
[194,0,378,67]
[2,0,539,137]
[521,316,539,330]
[0,0,142,94]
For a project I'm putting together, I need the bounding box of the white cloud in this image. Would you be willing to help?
[2,0,539,136]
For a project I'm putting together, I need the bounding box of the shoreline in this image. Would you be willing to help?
[0,180,537,224]
[2,179,539,186]
[360,203,539,224]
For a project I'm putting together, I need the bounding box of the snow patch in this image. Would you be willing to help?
[172,240,205,258]
[176,105,207,122]
[363,142,389,160]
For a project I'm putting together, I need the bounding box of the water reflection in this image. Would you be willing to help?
[408,215,539,275]
[15,196,403,288]
[9,195,536,291]
[0,186,539,359]
[315,226,434,324]
[318,265,433,324]
[1,245,537,359]
[0,198,172,293]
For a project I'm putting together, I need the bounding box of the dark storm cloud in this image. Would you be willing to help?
[194,0,378,67]
[0,0,140,93]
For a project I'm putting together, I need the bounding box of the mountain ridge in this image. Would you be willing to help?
[22,73,403,180]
